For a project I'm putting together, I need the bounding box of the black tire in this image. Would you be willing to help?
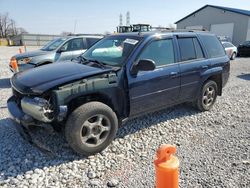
[230,52,236,60]
[65,101,118,156]
[196,80,218,111]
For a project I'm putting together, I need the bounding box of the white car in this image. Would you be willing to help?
[222,41,237,60]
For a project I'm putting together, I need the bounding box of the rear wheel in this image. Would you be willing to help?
[65,102,118,156]
[230,52,236,60]
[196,80,218,111]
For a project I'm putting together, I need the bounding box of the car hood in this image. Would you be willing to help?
[11,61,112,94]
[14,49,50,59]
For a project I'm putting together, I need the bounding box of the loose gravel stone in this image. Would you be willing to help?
[87,171,96,179]
[107,178,119,187]
[0,46,250,188]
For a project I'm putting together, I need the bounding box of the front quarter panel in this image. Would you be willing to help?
[52,71,127,118]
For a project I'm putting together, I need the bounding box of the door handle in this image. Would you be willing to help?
[170,72,178,77]
[201,65,209,69]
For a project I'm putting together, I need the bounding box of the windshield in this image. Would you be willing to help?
[41,38,67,51]
[82,36,141,66]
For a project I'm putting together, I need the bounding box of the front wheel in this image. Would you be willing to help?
[196,80,218,111]
[65,102,118,156]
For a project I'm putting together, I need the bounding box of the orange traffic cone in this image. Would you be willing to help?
[154,144,179,188]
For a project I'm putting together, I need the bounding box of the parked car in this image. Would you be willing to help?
[222,41,237,60]
[7,31,230,155]
[9,35,103,72]
[237,41,250,57]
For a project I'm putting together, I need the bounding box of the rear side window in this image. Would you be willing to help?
[138,39,175,67]
[178,38,196,61]
[86,38,101,48]
[200,35,225,58]
[178,37,205,61]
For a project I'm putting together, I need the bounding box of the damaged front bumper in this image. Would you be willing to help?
[7,96,66,155]
[7,96,36,126]
[7,95,67,126]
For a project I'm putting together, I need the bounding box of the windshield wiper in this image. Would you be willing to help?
[78,57,106,69]
[89,59,107,68]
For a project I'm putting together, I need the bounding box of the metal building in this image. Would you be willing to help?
[11,33,61,46]
[175,5,250,46]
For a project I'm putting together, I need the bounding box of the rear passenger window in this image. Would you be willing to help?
[193,38,204,59]
[138,39,175,67]
[200,35,225,58]
[178,37,204,61]
[178,38,196,61]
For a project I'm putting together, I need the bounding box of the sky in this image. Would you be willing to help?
[0,0,250,35]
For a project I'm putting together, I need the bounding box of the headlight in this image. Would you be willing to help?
[18,57,32,64]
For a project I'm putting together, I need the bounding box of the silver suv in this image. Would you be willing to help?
[9,35,103,72]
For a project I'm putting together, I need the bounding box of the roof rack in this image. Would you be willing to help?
[158,28,209,33]
[67,33,104,36]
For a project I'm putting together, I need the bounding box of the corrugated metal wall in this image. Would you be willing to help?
[176,6,249,46]
[11,34,61,46]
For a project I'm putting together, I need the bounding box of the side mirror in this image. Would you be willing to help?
[131,59,156,75]
[58,46,67,53]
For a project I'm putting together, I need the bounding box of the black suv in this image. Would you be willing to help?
[8,31,230,155]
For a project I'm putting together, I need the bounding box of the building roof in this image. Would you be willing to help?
[175,4,250,24]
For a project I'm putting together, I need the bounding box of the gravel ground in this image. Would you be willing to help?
[0,46,249,188]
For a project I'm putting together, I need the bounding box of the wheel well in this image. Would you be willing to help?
[205,74,222,96]
[68,93,120,120]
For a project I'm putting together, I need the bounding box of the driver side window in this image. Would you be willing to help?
[138,39,175,67]
[61,38,84,51]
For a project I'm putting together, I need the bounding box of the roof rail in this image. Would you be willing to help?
[152,28,209,33]
[151,26,173,30]
[67,33,104,36]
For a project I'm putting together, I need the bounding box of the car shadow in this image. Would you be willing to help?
[0,104,199,181]
[116,104,199,138]
[237,73,250,81]
[0,78,11,88]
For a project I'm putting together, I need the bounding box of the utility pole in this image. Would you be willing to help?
[119,14,123,26]
[73,20,77,34]
[126,11,130,26]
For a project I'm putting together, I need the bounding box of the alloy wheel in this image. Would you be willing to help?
[202,86,215,108]
[80,114,111,147]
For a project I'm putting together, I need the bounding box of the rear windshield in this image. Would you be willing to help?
[200,35,225,58]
